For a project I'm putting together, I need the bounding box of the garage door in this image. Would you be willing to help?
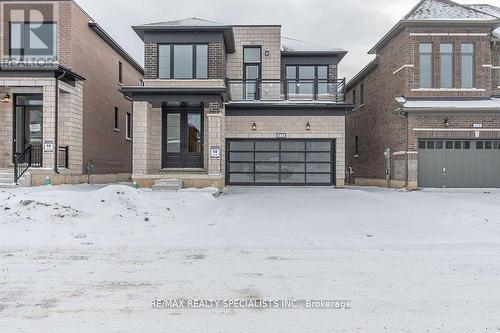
[418,139,500,188]
[226,139,335,186]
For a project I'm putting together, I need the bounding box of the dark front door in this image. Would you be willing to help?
[13,94,43,165]
[162,109,203,168]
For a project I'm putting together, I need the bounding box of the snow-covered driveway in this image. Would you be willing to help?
[1,185,500,332]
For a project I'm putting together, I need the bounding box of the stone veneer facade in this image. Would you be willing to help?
[129,23,348,189]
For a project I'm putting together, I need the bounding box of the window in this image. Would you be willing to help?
[461,44,474,88]
[126,113,132,140]
[114,107,119,130]
[352,89,357,105]
[355,136,359,156]
[286,65,329,97]
[419,43,433,88]
[360,83,365,105]
[119,62,123,83]
[440,44,453,88]
[158,44,208,79]
[10,22,57,60]
[243,47,261,100]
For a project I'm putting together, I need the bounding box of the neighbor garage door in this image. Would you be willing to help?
[418,139,500,188]
[226,139,335,186]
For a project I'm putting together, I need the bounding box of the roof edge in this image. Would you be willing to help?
[89,22,144,75]
[346,58,378,91]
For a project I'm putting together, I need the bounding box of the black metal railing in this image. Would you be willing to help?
[58,146,69,169]
[14,145,43,184]
[227,78,346,102]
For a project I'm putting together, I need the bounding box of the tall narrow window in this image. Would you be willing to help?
[461,44,474,88]
[355,136,359,156]
[419,43,433,88]
[352,89,356,105]
[360,83,365,105]
[243,47,261,100]
[440,44,453,88]
[158,45,171,79]
[114,107,119,130]
[196,45,208,79]
[126,113,132,140]
[119,62,123,83]
[173,45,193,79]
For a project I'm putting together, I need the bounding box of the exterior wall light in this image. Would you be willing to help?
[265,49,270,57]
[444,118,450,127]
[306,121,311,131]
[252,122,257,131]
[2,94,11,104]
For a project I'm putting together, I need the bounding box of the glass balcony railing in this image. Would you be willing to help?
[227,78,346,102]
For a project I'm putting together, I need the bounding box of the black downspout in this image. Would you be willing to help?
[54,69,67,174]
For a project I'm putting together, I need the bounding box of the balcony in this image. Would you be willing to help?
[227,78,346,102]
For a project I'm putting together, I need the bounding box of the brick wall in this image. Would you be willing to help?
[346,29,408,182]
[69,1,143,175]
[144,43,158,79]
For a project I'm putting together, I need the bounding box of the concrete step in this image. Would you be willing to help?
[0,183,17,189]
[0,177,14,183]
[0,173,13,178]
[152,179,183,191]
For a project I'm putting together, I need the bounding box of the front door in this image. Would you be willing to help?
[162,109,203,168]
[13,94,43,165]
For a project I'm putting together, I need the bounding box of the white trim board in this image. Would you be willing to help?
[413,128,500,132]
[393,64,414,75]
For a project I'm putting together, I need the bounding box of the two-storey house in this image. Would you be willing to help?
[346,0,500,188]
[121,18,351,188]
[0,0,143,187]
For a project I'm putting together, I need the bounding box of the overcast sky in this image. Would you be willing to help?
[76,0,500,80]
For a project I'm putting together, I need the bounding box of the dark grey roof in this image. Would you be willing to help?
[138,18,225,27]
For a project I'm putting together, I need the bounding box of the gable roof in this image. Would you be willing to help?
[465,4,500,18]
[405,0,497,20]
[368,0,500,54]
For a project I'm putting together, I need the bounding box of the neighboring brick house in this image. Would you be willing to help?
[0,0,143,186]
[346,0,500,188]
[121,18,352,188]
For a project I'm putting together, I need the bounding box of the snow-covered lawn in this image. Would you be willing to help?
[1,185,500,332]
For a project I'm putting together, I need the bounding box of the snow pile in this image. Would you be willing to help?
[281,37,345,53]
[406,0,497,21]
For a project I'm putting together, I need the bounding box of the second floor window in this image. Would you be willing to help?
[419,43,433,88]
[360,83,365,105]
[286,65,329,96]
[158,44,208,79]
[440,44,453,88]
[119,62,123,83]
[10,22,57,60]
[461,44,474,88]
[352,89,356,105]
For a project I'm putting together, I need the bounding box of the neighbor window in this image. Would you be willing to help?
[158,44,208,79]
[352,89,357,105]
[355,136,359,156]
[440,44,453,88]
[126,113,132,140]
[10,22,57,60]
[360,83,365,105]
[419,43,433,88]
[114,107,119,130]
[119,61,123,83]
[461,44,474,88]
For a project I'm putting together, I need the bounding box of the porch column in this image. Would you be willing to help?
[132,101,152,176]
[42,80,57,170]
[206,101,225,176]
